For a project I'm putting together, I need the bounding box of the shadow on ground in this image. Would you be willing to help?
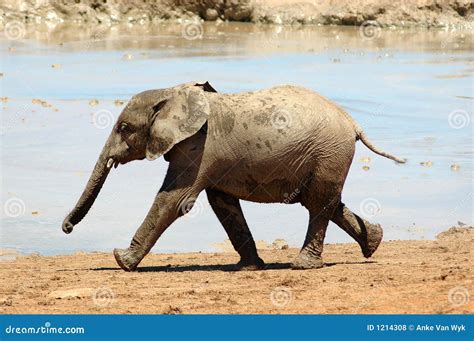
[90,260,375,272]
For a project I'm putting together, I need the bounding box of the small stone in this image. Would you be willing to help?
[122,54,133,60]
[31,211,38,215]
[205,8,219,21]
[272,239,289,250]
[0,97,8,103]
[450,164,460,171]
[114,99,124,106]
[420,161,433,167]
[51,64,61,69]
[0,297,13,306]
[360,156,371,163]
[89,99,99,106]
[362,166,370,171]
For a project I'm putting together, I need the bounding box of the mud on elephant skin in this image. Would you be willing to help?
[62,81,404,272]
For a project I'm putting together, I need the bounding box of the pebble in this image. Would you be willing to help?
[271,239,289,250]
[51,64,61,69]
[89,99,99,106]
[450,164,460,171]
[122,53,133,60]
[360,156,371,163]
[0,97,9,103]
[114,99,124,106]
[362,166,370,171]
[32,99,52,107]
[420,161,433,167]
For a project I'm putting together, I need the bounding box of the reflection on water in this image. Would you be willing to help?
[1,23,473,255]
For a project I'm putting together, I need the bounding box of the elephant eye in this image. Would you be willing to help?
[118,122,131,134]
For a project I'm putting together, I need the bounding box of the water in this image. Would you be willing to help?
[1,23,473,256]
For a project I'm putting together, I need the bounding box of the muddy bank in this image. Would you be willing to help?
[0,227,472,314]
[0,0,472,29]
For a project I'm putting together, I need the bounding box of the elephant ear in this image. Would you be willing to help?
[146,86,210,161]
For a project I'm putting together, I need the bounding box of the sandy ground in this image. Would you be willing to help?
[0,227,472,314]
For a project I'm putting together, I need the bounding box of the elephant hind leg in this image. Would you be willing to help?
[292,183,341,270]
[331,202,383,258]
[291,209,330,270]
[206,189,264,270]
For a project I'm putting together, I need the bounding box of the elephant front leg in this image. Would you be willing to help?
[331,202,383,258]
[114,190,199,271]
[206,189,264,270]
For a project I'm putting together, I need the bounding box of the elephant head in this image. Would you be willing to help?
[62,82,216,234]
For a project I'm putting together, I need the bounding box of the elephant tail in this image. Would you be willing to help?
[357,130,406,164]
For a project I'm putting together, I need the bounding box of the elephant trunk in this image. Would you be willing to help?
[62,142,114,234]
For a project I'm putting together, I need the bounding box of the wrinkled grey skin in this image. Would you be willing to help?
[62,81,405,271]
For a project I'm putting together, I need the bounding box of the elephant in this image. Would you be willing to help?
[62,81,405,272]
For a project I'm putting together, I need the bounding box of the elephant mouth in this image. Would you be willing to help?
[106,157,120,169]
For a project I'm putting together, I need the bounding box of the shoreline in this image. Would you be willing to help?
[1,0,472,30]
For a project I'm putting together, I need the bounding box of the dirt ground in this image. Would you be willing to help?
[1,0,472,28]
[0,227,472,314]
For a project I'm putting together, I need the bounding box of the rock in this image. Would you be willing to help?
[451,164,460,171]
[420,161,433,167]
[49,288,94,299]
[205,8,219,21]
[272,239,289,250]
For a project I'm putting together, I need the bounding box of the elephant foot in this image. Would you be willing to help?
[361,223,383,258]
[236,256,265,271]
[113,248,140,272]
[291,251,324,270]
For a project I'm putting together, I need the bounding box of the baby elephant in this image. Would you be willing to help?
[62,81,405,271]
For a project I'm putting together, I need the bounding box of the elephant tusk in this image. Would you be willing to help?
[106,158,114,169]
